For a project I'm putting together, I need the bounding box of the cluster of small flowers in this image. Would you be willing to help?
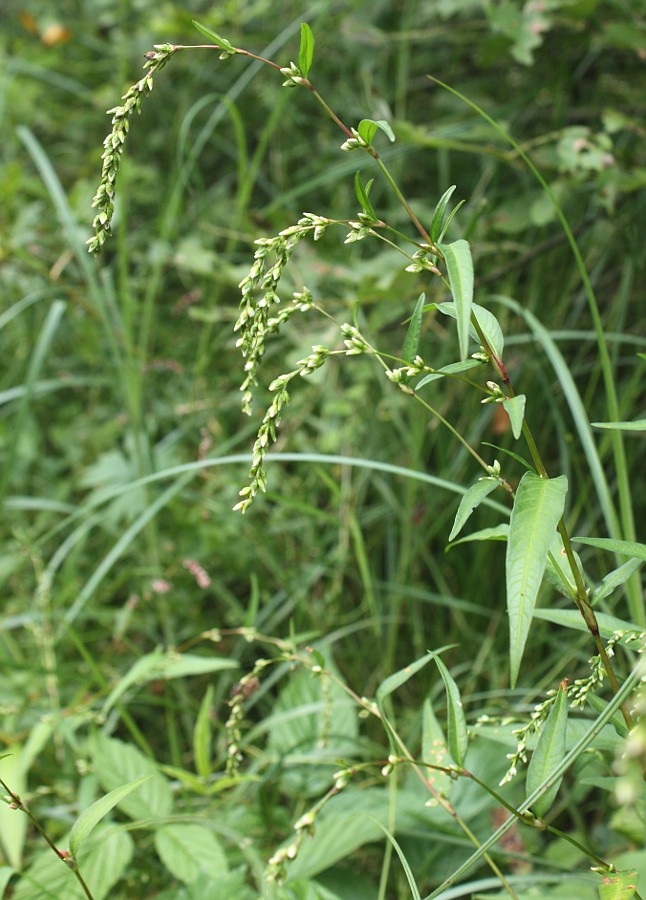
[340,127,370,152]
[235,218,329,414]
[87,44,176,255]
[340,323,372,356]
[280,61,308,88]
[344,213,378,244]
[571,630,643,709]
[385,355,426,387]
[405,247,441,275]
[499,693,557,786]
[233,345,330,513]
[225,661,268,776]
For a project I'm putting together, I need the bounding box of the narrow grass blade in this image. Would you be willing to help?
[439,240,473,361]
[506,472,568,686]
[525,681,568,817]
[69,776,152,857]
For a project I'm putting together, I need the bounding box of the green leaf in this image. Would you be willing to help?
[592,419,646,431]
[427,650,468,767]
[434,302,504,361]
[544,532,581,600]
[572,536,646,562]
[436,241,474,360]
[154,824,228,885]
[502,394,526,440]
[357,118,396,145]
[402,293,426,364]
[69,775,151,857]
[526,680,568,817]
[193,685,214,780]
[0,749,27,868]
[298,22,315,78]
[506,472,568,686]
[191,20,236,54]
[421,700,454,800]
[414,358,482,390]
[447,523,509,549]
[598,868,640,900]
[102,648,237,716]
[430,185,457,243]
[353,171,377,220]
[593,558,644,607]
[448,478,500,542]
[376,653,435,752]
[91,734,174,821]
[533,607,641,639]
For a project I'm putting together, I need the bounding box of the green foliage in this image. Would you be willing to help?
[1,1,645,897]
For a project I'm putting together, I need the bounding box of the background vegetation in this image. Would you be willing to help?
[1,0,645,897]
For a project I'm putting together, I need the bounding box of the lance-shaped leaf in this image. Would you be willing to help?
[435,241,473,361]
[358,118,396,145]
[354,171,377,220]
[507,472,568,686]
[376,653,435,751]
[593,558,643,606]
[449,478,501,542]
[298,22,315,78]
[430,185,457,242]
[502,394,526,440]
[421,699,455,800]
[192,20,236,55]
[526,680,568,818]
[572,536,646,562]
[69,775,151,857]
[428,650,468,766]
[599,869,640,900]
[402,293,426,364]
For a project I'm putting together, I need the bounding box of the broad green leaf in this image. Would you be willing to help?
[91,734,173,821]
[421,700,455,800]
[572,536,646,562]
[415,358,482,390]
[593,558,644,606]
[298,22,315,78]
[428,650,468,766]
[526,680,568,817]
[154,824,228,885]
[502,394,526,440]
[102,648,237,715]
[592,419,646,431]
[507,472,568,686]
[358,118,396,145]
[448,478,500,542]
[598,868,640,900]
[11,827,133,900]
[430,185,457,242]
[402,293,426,364]
[191,20,236,54]
[193,685,215,779]
[353,171,377,220]
[438,240,473,361]
[69,775,151,857]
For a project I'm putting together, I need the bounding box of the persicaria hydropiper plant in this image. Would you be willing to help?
[83,19,645,898]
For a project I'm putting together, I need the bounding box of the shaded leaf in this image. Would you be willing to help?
[428,650,468,766]
[402,293,426,364]
[533,607,640,639]
[91,734,173,821]
[430,185,457,242]
[592,419,646,431]
[154,824,228,885]
[415,358,482,390]
[353,171,377,220]
[447,523,509,549]
[599,868,640,900]
[526,681,568,817]
[421,700,455,800]
[507,473,568,686]
[593,558,644,607]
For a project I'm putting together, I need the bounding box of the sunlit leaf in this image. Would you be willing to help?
[358,118,396,145]
[298,22,315,78]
